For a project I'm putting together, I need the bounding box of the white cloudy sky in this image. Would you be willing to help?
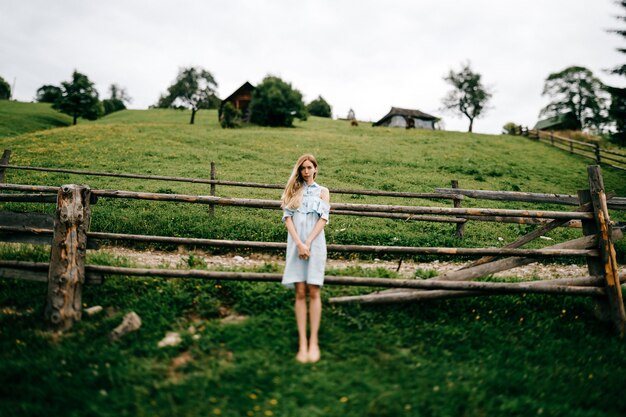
[1,0,624,133]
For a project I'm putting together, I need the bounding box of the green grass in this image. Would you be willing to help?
[1,104,626,417]
[0,100,72,137]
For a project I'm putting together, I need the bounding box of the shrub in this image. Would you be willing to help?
[249,76,307,127]
[307,95,332,118]
[502,122,519,135]
[0,76,10,100]
[220,102,242,128]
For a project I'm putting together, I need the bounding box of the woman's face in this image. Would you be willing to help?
[299,159,317,184]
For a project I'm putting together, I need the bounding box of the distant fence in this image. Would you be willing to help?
[510,127,626,171]
[0,149,625,336]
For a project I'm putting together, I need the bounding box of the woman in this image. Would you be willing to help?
[281,154,330,363]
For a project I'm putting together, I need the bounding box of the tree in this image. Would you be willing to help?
[0,76,11,100]
[156,67,218,124]
[36,85,62,103]
[102,84,131,115]
[441,62,492,133]
[307,95,332,118]
[607,1,626,145]
[249,76,307,127]
[53,70,102,125]
[539,66,609,131]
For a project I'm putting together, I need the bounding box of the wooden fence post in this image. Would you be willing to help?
[594,144,601,165]
[586,166,625,336]
[209,161,216,216]
[45,184,91,331]
[451,180,465,239]
[550,131,554,146]
[0,149,11,184]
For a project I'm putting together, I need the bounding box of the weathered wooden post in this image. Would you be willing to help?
[585,166,625,336]
[550,131,554,146]
[451,180,465,239]
[209,161,216,217]
[45,184,91,330]
[0,149,11,184]
[594,144,601,165]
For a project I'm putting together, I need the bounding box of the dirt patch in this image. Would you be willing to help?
[94,246,595,280]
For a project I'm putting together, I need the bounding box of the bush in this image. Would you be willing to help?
[249,76,307,127]
[307,95,332,118]
[502,122,519,135]
[0,76,10,100]
[36,85,62,103]
[220,102,242,128]
[102,98,126,115]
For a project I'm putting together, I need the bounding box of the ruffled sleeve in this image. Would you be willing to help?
[317,200,330,223]
[282,207,296,222]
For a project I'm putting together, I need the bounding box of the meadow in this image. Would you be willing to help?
[1,103,625,417]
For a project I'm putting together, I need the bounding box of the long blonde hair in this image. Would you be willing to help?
[281,154,318,209]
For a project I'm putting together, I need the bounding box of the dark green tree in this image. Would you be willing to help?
[249,76,307,127]
[156,67,218,124]
[53,70,102,125]
[0,76,11,100]
[307,95,332,118]
[607,1,626,145]
[441,62,492,133]
[36,85,62,103]
[539,66,609,131]
[102,84,131,115]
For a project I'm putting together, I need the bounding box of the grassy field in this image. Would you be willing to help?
[1,103,626,417]
[0,100,72,137]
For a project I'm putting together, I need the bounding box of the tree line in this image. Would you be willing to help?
[0,2,623,140]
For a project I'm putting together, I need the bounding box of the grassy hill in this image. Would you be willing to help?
[1,106,626,417]
[0,100,72,137]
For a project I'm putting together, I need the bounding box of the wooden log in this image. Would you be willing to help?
[435,188,580,205]
[44,185,92,330]
[330,210,467,223]
[452,180,465,239]
[329,275,624,304]
[0,165,462,200]
[0,150,11,184]
[0,193,57,203]
[459,215,581,227]
[85,188,594,220]
[344,233,618,304]
[85,230,596,257]
[587,165,625,336]
[84,264,604,296]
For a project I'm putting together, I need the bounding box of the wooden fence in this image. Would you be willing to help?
[510,127,626,171]
[0,154,625,336]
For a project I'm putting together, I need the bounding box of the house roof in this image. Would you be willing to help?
[373,107,439,126]
[222,81,255,103]
[533,112,576,130]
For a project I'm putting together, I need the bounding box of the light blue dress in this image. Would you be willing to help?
[282,182,330,289]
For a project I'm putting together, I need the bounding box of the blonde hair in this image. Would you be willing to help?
[281,154,318,209]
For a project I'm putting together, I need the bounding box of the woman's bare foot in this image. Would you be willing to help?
[308,344,320,363]
[296,349,309,363]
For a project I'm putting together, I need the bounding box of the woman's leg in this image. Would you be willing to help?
[294,282,308,362]
[307,284,322,362]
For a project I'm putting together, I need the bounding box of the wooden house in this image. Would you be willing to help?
[533,112,580,131]
[373,107,440,129]
[219,81,255,121]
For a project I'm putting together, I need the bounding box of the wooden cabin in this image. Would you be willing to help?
[219,81,255,121]
[373,107,440,129]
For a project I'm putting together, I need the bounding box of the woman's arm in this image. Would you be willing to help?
[304,187,330,247]
[285,216,311,259]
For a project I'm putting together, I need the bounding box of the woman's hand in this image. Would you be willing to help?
[297,242,310,260]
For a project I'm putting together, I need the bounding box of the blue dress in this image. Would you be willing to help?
[282,182,330,288]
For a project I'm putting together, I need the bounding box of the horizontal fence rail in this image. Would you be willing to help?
[511,128,626,171]
[0,163,462,200]
[0,226,599,258]
[0,183,595,220]
[0,260,607,297]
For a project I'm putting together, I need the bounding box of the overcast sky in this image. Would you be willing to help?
[1,0,624,134]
